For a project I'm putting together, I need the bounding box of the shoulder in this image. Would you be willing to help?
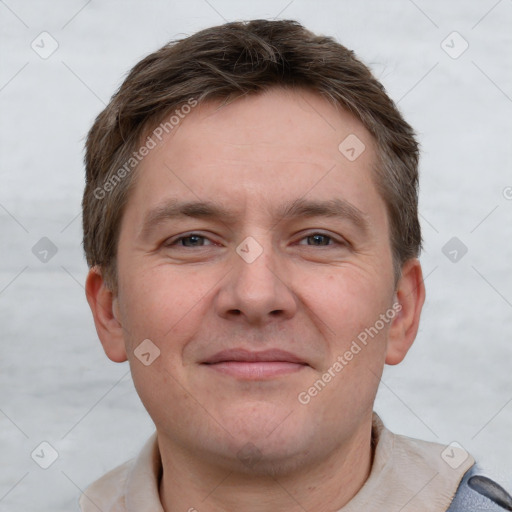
[370,415,512,511]
[357,415,476,511]
[382,423,475,480]
[78,431,161,512]
[382,427,511,511]
[78,458,134,512]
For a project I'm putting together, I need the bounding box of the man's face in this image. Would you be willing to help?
[113,88,399,471]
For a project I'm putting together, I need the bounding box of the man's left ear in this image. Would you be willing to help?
[385,258,426,365]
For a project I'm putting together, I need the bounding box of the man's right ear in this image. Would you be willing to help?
[85,267,128,363]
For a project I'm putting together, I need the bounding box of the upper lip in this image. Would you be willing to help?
[202,348,308,365]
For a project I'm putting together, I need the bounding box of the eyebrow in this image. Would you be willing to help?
[278,197,370,233]
[139,197,370,240]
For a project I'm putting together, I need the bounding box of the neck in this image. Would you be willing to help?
[158,418,374,512]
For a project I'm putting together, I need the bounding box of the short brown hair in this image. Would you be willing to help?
[83,19,421,293]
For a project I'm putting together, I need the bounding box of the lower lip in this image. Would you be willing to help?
[203,361,307,379]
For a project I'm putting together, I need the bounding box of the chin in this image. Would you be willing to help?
[234,448,313,478]
[215,433,314,478]
[209,413,319,476]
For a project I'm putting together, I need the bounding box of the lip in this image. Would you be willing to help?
[202,348,307,364]
[201,348,309,379]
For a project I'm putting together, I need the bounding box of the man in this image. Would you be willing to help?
[80,19,511,512]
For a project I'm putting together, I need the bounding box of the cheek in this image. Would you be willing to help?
[118,267,208,417]
[301,266,392,337]
[118,262,226,357]
[300,271,392,420]
[128,353,198,441]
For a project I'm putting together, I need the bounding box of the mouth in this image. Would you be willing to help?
[201,348,309,379]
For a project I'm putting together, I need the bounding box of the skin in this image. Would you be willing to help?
[86,88,425,512]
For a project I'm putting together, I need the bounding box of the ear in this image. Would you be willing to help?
[85,267,127,363]
[385,258,426,365]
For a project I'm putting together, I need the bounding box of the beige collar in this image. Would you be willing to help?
[339,414,474,511]
[80,413,474,511]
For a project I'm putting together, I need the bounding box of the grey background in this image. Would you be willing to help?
[1,0,511,510]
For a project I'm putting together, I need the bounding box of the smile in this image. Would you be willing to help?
[202,360,307,379]
[201,348,309,379]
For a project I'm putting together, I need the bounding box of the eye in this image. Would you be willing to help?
[165,233,215,248]
[297,232,342,247]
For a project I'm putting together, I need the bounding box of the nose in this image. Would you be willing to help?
[214,237,297,326]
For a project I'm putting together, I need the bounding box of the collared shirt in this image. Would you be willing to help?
[79,413,475,511]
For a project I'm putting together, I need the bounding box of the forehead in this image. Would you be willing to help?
[162,89,373,168]
[126,88,387,231]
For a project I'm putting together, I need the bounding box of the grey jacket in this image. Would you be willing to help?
[448,465,512,511]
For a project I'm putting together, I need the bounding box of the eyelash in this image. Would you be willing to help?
[165,232,345,248]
